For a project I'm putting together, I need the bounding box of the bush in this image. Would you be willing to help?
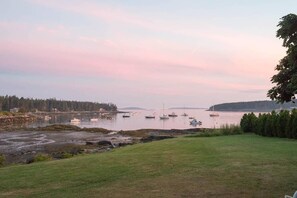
[0,154,5,166]
[220,124,243,135]
[33,154,52,162]
[187,125,242,138]
[240,109,297,139]
[240,112,257,132]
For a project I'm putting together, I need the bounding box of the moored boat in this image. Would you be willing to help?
[190,119,202,126]
[70,118,81,123]
[209,105,219,117]
[44,115,51,121]
[145,115,155,119]
[160,114,169,120]
[168,112,178,117]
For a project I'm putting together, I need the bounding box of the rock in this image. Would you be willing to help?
[118,142,133,147]
[26,157,34,164]
[86,141,95,145]
[97,140,114,148]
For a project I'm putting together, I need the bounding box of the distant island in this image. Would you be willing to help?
[169,107,207,110]
[209,100,297,112]
[118,107,146,110]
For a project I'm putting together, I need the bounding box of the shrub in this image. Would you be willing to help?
[33,154,52,162]
[187,125,242,138]
[0,154,5,166]
[220,124,243,135]
[240,113,257,132]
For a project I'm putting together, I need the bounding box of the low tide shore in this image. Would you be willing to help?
[0,124,201,166]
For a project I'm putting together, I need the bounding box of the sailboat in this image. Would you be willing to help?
[209,105,219,117]
[181,106,188,116]
[160,104,169,120]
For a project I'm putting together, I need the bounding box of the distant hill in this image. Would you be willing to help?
[209,100,297,112]
[119,107,146,110]
[169,107,207,110]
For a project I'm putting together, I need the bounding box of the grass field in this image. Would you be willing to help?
[0,134,297,197]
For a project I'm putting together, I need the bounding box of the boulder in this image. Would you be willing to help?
[97,140,114,148]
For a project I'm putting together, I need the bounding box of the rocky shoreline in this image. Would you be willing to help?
[0,114,36,124]
[0,124,202,166]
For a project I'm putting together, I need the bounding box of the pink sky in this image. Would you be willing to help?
[0,0,293,108]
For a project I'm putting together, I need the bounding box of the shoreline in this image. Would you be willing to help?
[0,124,203,166]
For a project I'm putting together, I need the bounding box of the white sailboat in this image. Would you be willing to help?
[160,104,169,120]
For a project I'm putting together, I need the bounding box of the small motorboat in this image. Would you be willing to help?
[168,112,178,117]
[190,119,202,126]
[70,118,81,123]
[90,118,98,122]
[145,115,155,119]
[122,114,130,118]
[44,115,51,121]
[209,106,219,117]
[209,113,219,117]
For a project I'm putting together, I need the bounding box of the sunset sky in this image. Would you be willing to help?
[1,0,296,108]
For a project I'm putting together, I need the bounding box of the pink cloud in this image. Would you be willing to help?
[25,0,284,79]
[35,25,69,36]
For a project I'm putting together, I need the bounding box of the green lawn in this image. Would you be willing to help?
[0,134,297,197]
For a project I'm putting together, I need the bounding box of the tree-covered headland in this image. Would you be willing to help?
[0,95,117,112]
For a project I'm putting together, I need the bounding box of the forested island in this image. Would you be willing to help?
[209,100,297,112]
[0,95,117,112]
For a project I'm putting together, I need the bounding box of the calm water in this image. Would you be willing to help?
[30,109,247,131]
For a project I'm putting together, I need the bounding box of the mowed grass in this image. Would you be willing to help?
[1,134,297,198]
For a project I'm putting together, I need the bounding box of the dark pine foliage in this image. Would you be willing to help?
[0,95,117,112]
[240,110,297,139]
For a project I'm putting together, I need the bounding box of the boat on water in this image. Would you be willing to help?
[209,105,219,117]
[122,114,130,118]
[44,115,51,121]
[145,115,155,119]
[70,118,81,123]
[209,113,219,117]
[168,112,178,117]
[181,113,188,116]
[160,114,169,120]
[190,119,202,126]
[160,104,169,120]
[90,118,98,122]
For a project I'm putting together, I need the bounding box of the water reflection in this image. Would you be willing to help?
[27,109,246,131]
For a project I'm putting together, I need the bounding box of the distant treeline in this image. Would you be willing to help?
[210,100,297,112]
[240,110,297,139]
[0,95,117,112]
